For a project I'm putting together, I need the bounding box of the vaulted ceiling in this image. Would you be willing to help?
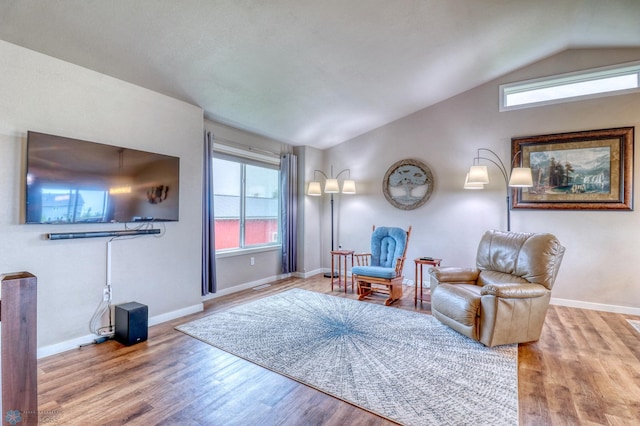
[1,1,639,149]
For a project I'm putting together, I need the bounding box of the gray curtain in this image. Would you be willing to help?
[280,153,298,274]
[202,131,217,294]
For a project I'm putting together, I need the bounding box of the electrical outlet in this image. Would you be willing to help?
[103,288,110,301]
[250,257,255,266]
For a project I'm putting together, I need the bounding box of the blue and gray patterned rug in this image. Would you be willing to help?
[176,289,518,425]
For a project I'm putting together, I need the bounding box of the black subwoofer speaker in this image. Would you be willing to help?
[114,302,148,346]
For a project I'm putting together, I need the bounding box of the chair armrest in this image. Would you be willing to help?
[395,256,406,276]
[481,282,549,299]
[430,267,479,284]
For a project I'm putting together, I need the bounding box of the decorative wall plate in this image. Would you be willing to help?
[382,159,434,210]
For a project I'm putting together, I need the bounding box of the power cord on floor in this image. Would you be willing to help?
[79,336,111,348]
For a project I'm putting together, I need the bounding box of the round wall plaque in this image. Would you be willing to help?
[382,159,434,210]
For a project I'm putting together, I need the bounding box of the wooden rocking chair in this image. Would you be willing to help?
[352,225,412,305]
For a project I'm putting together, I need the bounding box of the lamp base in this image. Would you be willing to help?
[324,271,339,278]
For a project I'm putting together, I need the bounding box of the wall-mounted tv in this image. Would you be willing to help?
[25,131,180,224]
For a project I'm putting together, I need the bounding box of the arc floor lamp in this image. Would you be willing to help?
[464,148,533,231]
[307,166,356,277]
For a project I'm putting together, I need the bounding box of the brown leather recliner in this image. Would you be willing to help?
[429,230,565,347]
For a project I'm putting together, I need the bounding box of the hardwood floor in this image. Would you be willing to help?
[38,276,640,425]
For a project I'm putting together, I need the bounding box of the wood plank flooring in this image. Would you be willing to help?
[37,276,640,425]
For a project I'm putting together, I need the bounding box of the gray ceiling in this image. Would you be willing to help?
[1,0,640,149]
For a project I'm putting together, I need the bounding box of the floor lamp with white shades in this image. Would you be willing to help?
[464,148,533,231]
[307,166,356,277]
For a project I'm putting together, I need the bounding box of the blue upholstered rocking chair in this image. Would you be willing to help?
[352,225,412,305]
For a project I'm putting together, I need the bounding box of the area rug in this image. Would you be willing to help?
[628,319,640,334]
[176,289,518,425]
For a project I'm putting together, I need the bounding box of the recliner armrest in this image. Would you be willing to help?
[481,282,549,299]
[430,267,479,284]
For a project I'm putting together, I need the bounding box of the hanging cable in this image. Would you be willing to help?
[89,238,115,336]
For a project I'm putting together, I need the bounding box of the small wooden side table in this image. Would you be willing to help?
[331,250,355,293]
[414,258,442,306]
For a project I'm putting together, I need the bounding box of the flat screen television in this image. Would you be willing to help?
[25,131,180,224]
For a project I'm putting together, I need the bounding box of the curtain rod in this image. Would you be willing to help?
[213,136,282,158]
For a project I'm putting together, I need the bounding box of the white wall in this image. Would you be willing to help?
[298,145,324,276]
[314,48,640,314]
[0,40,204,354]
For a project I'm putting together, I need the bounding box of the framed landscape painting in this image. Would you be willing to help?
[511,127,634,210]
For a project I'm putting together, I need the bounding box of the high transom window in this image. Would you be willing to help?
[500,61,640,111]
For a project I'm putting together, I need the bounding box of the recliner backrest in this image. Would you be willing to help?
[476,230,565,290]
[370,227,407,268]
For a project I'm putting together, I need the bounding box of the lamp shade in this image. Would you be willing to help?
[463,173,484,189]
[307,181,322,196]
[324,178,340,193]
[467,165,490,184]
[342,179,356,194]
[508,167,534,187]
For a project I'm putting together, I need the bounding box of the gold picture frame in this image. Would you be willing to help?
[511,127,634,210]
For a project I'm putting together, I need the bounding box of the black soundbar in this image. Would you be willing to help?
[47,229,161,240]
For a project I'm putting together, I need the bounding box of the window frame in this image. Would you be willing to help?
[499,60,640,111]
[212,146,281,255]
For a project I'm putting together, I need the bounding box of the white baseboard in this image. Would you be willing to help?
[37,302,204,359]
[203,273,292,300]
[551,298,640,316]
[38,334,98,359]
[149,303,204,327]
[148,303,203,327]
[298,268,323,279]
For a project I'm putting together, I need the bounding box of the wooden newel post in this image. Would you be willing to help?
[1,272,38,425]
